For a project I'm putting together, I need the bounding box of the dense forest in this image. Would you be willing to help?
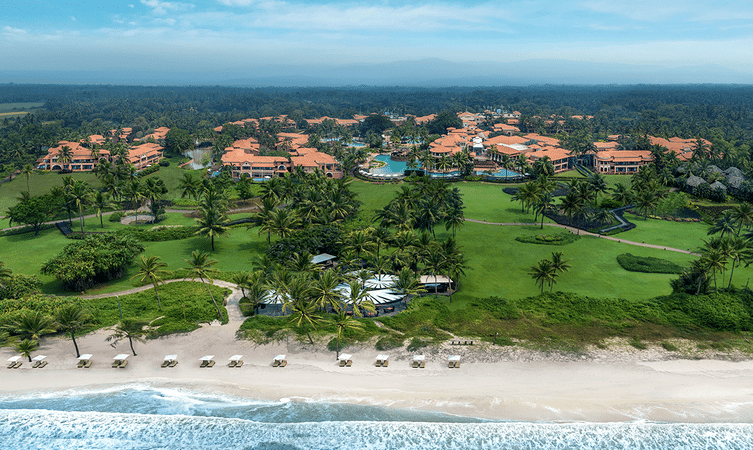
[2,84,753,175]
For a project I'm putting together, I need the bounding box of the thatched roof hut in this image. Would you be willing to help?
[710,181,728,191]
[686,175,705,188]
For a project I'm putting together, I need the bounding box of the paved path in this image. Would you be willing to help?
[464,218,701,256]
[82,278,245,325]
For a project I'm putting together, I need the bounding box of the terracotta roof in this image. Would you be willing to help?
[595,150,653,162]
[528,147,572,162]
[129,143,163,158]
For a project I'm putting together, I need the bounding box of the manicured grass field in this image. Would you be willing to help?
[4,177,745,307]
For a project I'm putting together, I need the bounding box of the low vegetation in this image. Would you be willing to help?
[616,253,686,274]
[515,232,581,245]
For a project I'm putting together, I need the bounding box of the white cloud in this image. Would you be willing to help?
[128,4,135,7]
[2,26,29,39]
[140,0,194,15]
[579,0,689,21]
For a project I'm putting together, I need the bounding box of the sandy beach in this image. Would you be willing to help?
[4,318,753,423]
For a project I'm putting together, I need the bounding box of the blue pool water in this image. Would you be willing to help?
[476,168,521,178]
[370,154,409,174]
[1,385,752,450]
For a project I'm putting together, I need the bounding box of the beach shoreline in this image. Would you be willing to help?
[4,325,753,423]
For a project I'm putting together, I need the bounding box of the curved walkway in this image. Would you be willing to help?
[464,219,701,256]
[82,278,245,325]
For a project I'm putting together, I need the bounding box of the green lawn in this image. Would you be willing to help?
[619,215,710,252]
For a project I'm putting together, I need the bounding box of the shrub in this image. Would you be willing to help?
[375,335,404,350]
[616,253,685,274]
[599,198,622,209]
[469,296,519,320]
[629,337,647,349]
[137,165,160,177]
[0,274,42,300]
[109,212,123,222]
[662,341,679,352]
[116,225,198,242]
[515,232,580,245]
[158,159,170,167]
[406,337,429,351]
[41,234,145,291]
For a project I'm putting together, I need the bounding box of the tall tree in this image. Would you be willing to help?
[105,318,147,356]
[329,311,364,360]
[131,256,171,311]
[183,250,224,320]
[54,304,91,358]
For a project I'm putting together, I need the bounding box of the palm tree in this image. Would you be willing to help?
[57,145,73,171]
[131,256,171,311]
[54,304,91,358]
[195,203,230,251]
[178,172,201,200]
[550,251,572,277]
[730,202,753,236]
[700,247,727,293]
[559,191,584,225]
[329,311,365,360]
[21,163,34,195]
[708,211,737,238]
[8,310,56,341]
[344,279,376,317]
[312,270,344,312]
[635,190,659,221]
[105,318,147,356]
[232,272,252,299]
[92,191,116,228]
[183,250,224,321]
[529,259,557,293]
[425,247,446,297]
[14,338,38,362]
[263,209,301,243]
[69,180,91,233]
[283,274,321,344]
[610,183,634,206]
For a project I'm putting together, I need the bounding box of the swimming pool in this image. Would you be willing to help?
[476,168,521,179]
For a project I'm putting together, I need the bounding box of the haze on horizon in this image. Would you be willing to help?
[2,0,753,86]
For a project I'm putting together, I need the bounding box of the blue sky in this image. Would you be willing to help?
[2,0,753,83]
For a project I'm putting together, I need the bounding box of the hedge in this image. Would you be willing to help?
[616,253,685,274]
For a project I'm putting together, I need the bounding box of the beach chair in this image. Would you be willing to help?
[168,360,178,367]
[112,360,121,368]
[279,360,287,367]
[455,361,460,368]
[375,360,382,367]
[412,361,418,368]
[234,360,243,368]
[419,361,425,368]
[448,361,454,368]
[77,360,86,368]
[161,360,170,368]
[13,361,22,369]
[382,360,388,367]
[39,361,48,368]
[32,361,41,368]
[339,360,346,367]
[272,360,280,367]
[346,360,352,367]
[228,361,237,368]
[206,360,215,368]
[7,362,15,369]
[118,360,128,368]
[84,360,92,368]
[200,360,208,368]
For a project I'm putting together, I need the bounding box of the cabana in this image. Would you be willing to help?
[448,355,461,368]
[419,275,454,293]
[112,354,128,369]
[228,355,244,368]
[6,356,21,369]
[338,353,353,367]
[412,355,425,369]
[375,354,389,367]
[199,355,216,368]
[311,253,337,269]
[32,355,48,368]
[162,354,178,368]
[77,354,93,368]
[273,355,287,367]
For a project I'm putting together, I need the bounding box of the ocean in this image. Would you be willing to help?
[1,384,752,449]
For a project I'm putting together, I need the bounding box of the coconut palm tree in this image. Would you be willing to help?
[232,272,252,299]
[105,318,147,356]
[329,311,365,360]
[635,189,659,221]
[178,172,201,200]
[195,203,230,251]
[343,279,376,318]
[21,163,34,195]
[57,145,73,171]
[7,310,56,341]
[68,180,91,233]
[550,251,572,277]
[529,259,557,293]
[312,270,344,312]
[92,191,116,228]
[183,250,223,321]
[700,247,727,294]
[131,256,171,311]
[610,183,633,206]
[730,202,753,236]
[14,338,38,362]
[708,211,737,239]
[283,274,321,344]
[54,303,91,358]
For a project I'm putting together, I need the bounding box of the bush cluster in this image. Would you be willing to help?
[137,165,161,177]
[108,212,124,222]
[617,253,685,274]
[116,226,198,242]
[266,225,343,264]
[515,233,580,245]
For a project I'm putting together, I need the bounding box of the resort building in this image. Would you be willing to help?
[221,149,290,179]
[594,150,653,174]
[36,141,110,171]
[128,143,165,170]
[290,152,343,178]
